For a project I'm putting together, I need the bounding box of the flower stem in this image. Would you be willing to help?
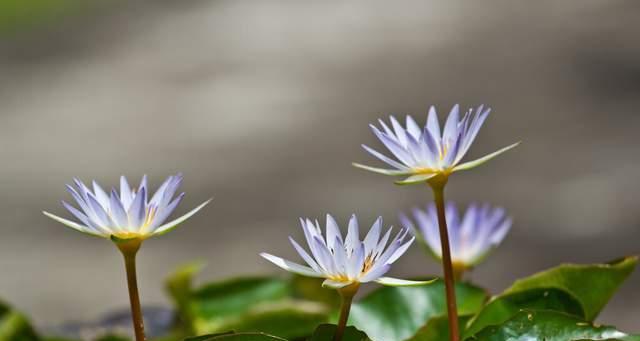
[334,283,360,341]
[117,239,146,341]
[430,178,460,341]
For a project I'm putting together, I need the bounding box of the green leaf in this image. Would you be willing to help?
[464,288,583,337]
[290,276,341,309]
[503,256,636,320]
[348,280,488,341]
[184,332,286,340]
[200,301,327,340]
[406,315,473,341]
[308,324,371,341]
[465,256,637,337]
[0,300,39,341]
[165,265,328,340]
[469,310,635,341]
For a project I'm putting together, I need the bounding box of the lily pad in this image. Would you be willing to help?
[348,280,487,341]
[469,310,635,341]
[465,256,637,337]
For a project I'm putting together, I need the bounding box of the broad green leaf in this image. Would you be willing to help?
[309,324,371,341]
[349,280,487,341]
[291,276,341,309]
[503,256,636,320]
[166,262,207,330]
[0,300,39,341]
[406,315,473,341]
[468,310,635,341]
[185,332,286,340]
[200,301,327,340]
[464,288,583,337]
[165,265,331,340]
[465,257,637,337]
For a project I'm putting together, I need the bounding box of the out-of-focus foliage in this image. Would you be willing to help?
[0,0,89,35]
[348,281,487,341]
[1,256,637,341]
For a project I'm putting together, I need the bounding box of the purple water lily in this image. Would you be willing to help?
[401,202,512,270]
[261,214,429,288]
[353,104,519,184]
[44,174,210,240]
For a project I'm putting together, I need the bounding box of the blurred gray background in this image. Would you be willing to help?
[0,0,639,333]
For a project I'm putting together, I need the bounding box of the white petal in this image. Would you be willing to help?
[325,214,342,250]
[352,163,413,176]
[442,104,460,144]
[43,211,104,237]
[363,217,382,256]
[452,142,520,172]
[426,106,441,142]
[120,176,134,210]
[375,277,436,287]
[152,199,211,236]
[289,237,321,272]
[260,253,322,278]
[344,215,359,253]
[362,144,408,171]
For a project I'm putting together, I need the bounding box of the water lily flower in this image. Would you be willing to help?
[261,214,427,289]
[43,174,210,341]
[353,104,519,185]
[401,202,512,278]
[261,214,431,341]
[43,174,210,241]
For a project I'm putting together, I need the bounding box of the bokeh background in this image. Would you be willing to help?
[1,0,639,334]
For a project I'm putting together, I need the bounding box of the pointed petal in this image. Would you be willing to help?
[325,214,342,250]
[109,190,129,228]
[347,242,365,279]
[442,104,460,143]
[345,215,359,253]
[426,106,441,141]
[43,211,103,237]
[362,145,408,170]
[120,176,134,210]
[363,217,382,256]
[86,193,112,228]
[452,142,520,172]
[152,199,211,235]
[260,253,322,278]
[385,236,415,264]
[389,115,409,148]
[149,175,174,207]
[289,237,321,272]
[394,173,436,185]
[127,187,147,229]
[61,201,95,229]
[406,115,422,139]
[352,163,413,176]
[148,193,185,230]
[370,125,414,166]
[375,277,436,286]
[359,263,391,282]
[92,181,110,208]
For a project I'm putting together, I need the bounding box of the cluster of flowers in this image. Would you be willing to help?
[44,104,517,341]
